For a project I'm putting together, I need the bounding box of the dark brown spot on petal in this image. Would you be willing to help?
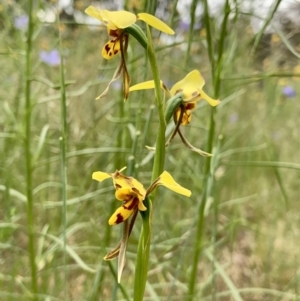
[115,184,122,189]
[132,187,143,196]
[124,198,138,210]
[105,44,111,53]
[162,83,167,90]
[192,91,199,97]
[109,29,119,37]
[175,89,183,94]
[115,213,124,224]
[186,103,196,110]
[114,50,118,55]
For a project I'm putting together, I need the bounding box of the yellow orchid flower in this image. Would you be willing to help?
[85,6,174,99]
[92,168,191,225]
[85,7,174,59]
[92,167,191,282]
[129,70,220,156]
[130,70,220,124]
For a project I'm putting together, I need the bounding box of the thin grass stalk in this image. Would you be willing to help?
[133,25,166,301]
[251,0,282,55]
[187,1,230,300]
[170,0,180,28]
[57,11,68,299]
[184,0,198,66]
[24,0,38,299]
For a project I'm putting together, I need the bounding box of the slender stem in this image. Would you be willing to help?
[57,9,68,299]
[170,0,180,29]
[187,1,230,300]
[133,26,166,301]
[184,0,198,66]
[146,26,166,182]
[251,0,282,55]
[25,0,38,299]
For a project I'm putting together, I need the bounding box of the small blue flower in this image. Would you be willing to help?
[39,50,60,66]
[14,15,29,30]
[282,86,296,98]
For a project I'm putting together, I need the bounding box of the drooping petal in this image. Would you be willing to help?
[170,70,205,100]
[177,128,213,157]
[197,89,220,107]
[104,208,138,261]
[129,80,155,91]
[96,60,123,99]
[92,171,112,182]
[108,198,138,225]
[137,13,174,35]
[122,62,131,100]
[104,242,121,260]
[102,39,121,59]
[149,171,191,197]
[129,80,166,92]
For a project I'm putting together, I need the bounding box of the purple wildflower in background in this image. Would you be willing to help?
[14,15,29,30]
[179,20,190,32]
[282,86,296,98]
[229,113,239,123]
[39,50,60,66]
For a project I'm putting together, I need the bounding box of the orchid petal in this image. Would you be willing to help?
[154,171,191,197]
[129,80,155,91]
[197,90,220,107]
[100,10,136,29]
[85,7,136,29]
[115,188,133,201]
[112,174,146,200]
[102,39,121,60]
[108,198,138,225]
[175,107,192,125]
[137,13,174,35]
[129,80,166,92]
[170,70,205,100]
[92,171,111,182]
[138,201,147,211]
[85,6,106,23]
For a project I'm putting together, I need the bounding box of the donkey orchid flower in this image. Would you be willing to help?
[85,6,174,99]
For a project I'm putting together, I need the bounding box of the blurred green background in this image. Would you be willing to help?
[0,0,300,300]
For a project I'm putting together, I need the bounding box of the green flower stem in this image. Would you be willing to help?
[24,0,38,299]
[133,25,166,301]
[57,11,68,299]
[146,25,166,182]
[187,1,230,300]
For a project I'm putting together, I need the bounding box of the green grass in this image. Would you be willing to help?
[1,0,300,300]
